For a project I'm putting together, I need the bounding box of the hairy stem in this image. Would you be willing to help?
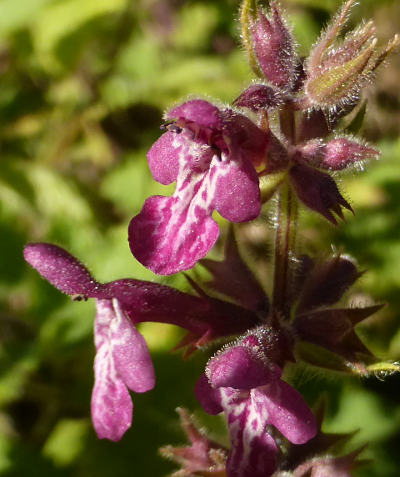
[272,180,298,318]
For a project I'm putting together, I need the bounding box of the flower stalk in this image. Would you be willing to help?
[272,178,298,319]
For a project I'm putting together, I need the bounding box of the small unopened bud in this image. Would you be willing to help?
[323,137,379,170]
[251,1,296,90]
[234,83,285,111]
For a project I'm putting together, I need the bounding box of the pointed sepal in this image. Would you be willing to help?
[200,227,269,313]
[160,408,227,477]
[289,164,353,224]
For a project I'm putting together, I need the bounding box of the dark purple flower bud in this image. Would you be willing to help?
[251,2,297,90]
[322,137,379,170]
[233,83,285,111]
[289,163,353,225]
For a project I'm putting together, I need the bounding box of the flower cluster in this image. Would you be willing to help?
[24,233,381,475]
[24,242,261,441]
[24,1,398,476]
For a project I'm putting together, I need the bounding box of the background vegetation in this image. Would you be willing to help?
[0,0,399,475]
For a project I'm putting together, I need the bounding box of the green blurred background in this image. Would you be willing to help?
[0,0,399,475]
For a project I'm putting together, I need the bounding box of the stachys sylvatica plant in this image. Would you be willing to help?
[24,1,399,476]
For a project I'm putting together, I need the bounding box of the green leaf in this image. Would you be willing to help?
[43,419,90,466]
[0,0,52,36]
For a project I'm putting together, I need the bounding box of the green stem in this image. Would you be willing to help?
[272,179,298,318]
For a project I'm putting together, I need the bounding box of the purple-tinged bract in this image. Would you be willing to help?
[289,163,353,225]
[160,408,228,476]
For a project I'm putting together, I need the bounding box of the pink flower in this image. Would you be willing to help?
[195,334,317,477]
[24,243,155,441]
[128,99,269,275]
[23,242,262,440]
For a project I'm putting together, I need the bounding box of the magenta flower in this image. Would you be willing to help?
[23,242,262,440]
[195,334,317,477]
[24,243,155,441]
[128,99,269,275]
[91,297,153,441]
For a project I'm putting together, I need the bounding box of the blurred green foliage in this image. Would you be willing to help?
[0,0,399,476]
